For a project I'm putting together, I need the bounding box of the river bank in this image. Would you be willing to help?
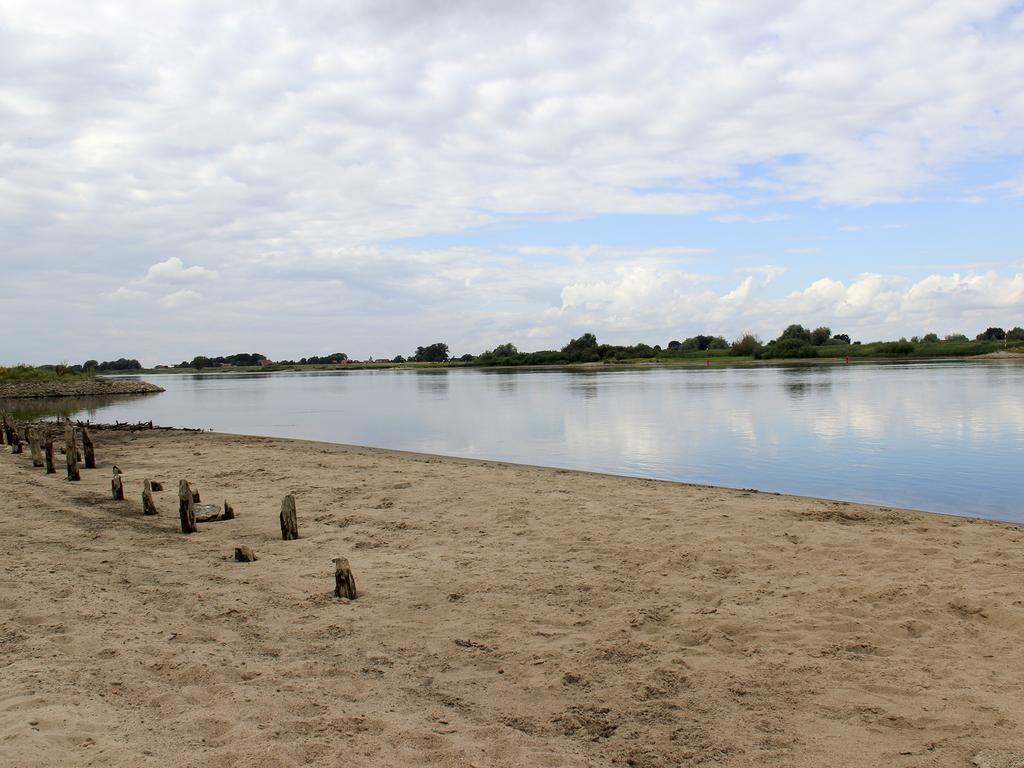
[2,428,1022,767]
[0,377,163,400]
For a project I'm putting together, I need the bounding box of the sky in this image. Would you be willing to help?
[2,0,1024,365]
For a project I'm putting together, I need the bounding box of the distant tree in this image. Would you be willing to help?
[561,333,599,355]
[458,353,475,362]
[667,340,682,351]
[730,334,763,356]
[413,343,449,363]
[944,333,968,342]
[491,343,518,357]
[976,327,1006,341]
[96,358,142,372]
[830,333,851,344]
[190,356,213,370]
[679,334,724,352]
[810,326,832,346]
[392,355,406,363]
[1007,327,1024,341]
[921,332,939,343]
[82,359,98,371]
[779,324,812,344]
[758,337,817,359]
[557,333,601,362]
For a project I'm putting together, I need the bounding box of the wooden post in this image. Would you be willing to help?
[80,424,95,469]
[191,487,201,503]
[1,414,18,450]
[178,479,197,534]
[64,422,80,481]
[44,438,55,474]
[280,495,299,540]
[28,427,44,467]
[334,557,357,599]
[111,474,124,501]
[3,415,22,454]
[142,480,158,515]
[222,500,235,520]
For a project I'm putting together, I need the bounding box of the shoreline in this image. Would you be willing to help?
[109,351,1024,376]
[3,429,1023,766]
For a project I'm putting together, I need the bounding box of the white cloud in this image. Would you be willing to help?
[142,257,218,286]
[106,286,146,300]
[713,214,788,224]
[744,265,788,284]
[159,289,201,309]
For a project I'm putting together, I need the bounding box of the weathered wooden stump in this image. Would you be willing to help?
[191,487,201,503]
[80,425,95,469]
[112,465,122,476]
[234,546,257,562]
[63,422,80,481]
[222,500,235,520]
[1,414,18,451]
[28,427,44,467]
[111,474,124,501]
[178,479,197,534]
[44,438,55,474]
[280,494,299,540]
[334,557,357,600]
[142,479,158,515]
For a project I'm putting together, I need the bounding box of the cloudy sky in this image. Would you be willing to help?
[3,0,1023,365]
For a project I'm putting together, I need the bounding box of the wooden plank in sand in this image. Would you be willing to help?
[333,557,357,600]
[28,427,44,467]
[80,424,95,469]
[280,494,299,540]
[44,437,55,474]
[64,422,80,481]
[111,473,124,501]
[178,479,197,534]
[142,479,158,515]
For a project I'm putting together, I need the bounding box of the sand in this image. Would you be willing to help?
[1,428,1023,767]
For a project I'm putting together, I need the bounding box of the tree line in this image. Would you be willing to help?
[49,323,1022,373]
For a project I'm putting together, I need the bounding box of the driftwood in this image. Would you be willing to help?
[111,474,124,501]
[64,422,80,481]
[234,546,257,562]
[142,479,158,515]
[280,494,299,540]
[80,425,95,469]
[334,557,357,600]
[44,438,55,474]
[28,427,44,467]
[178,479,197,534]
[194,501,236,523]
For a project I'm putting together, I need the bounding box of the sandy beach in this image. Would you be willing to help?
[2,428,1023,767]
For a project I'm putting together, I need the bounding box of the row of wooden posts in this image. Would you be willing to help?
[2,415,357,600]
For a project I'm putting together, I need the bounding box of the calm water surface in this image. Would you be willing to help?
[24,362,1024,521]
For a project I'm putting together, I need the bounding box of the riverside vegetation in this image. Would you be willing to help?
[6,324,1022,376]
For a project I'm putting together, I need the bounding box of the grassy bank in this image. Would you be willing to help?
[0,365,95,382]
